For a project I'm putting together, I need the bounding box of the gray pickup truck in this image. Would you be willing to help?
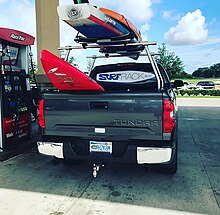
[37,41,183,176]
[37,58,183,176]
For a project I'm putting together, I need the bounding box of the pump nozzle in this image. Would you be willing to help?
[6,45,11,57]
[0,44,3,57]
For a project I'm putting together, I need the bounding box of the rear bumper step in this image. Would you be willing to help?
[37,142,64,159]
[37,141,173,164]
[137,147,172,164]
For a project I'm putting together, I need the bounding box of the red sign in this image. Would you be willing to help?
[0,27,35,45]
[3,112,31,144]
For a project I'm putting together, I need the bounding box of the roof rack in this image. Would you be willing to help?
[74,32,136,45]
[86,53,160,59]
[58,41,164,90]
[58,41,157,50]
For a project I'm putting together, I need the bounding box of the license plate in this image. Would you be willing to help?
[89,141,112,154]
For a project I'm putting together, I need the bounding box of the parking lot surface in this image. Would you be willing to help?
[0,98,220,215]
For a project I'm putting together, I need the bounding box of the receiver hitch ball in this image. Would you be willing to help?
[92,163,104,178]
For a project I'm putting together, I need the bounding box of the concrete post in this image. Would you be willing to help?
[35,0,60,88]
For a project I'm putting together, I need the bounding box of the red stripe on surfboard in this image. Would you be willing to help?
[89,15,123,36]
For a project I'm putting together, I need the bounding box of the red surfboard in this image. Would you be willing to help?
[40,50,104,91]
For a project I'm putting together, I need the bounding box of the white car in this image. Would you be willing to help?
[196,81,215,90]
[177,82,199,90]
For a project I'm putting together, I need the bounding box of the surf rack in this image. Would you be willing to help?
[74,33,143,60]
[58,41,164,90]
[74,32,137,45]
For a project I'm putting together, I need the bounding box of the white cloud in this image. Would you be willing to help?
[0,0,7,3]
[90,0,118,8]
[0,0,36,59]
[167,37,220,73]
[91,0,154,24]
[201,36,220,46]
[162,10,181,21]
[164,9,208,45]
[118,0,154,24]
[163,11,172,19]
[140,23,151,33]
[60,24,76,47]
[209,18,217,26]
[90,0,154,42]
[152,0,161,3]
[0,0,35,37]
[21,0,32,5]
[141,34,148,42]
[59,0,73,6]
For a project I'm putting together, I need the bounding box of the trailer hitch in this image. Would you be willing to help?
[92,163,104,178]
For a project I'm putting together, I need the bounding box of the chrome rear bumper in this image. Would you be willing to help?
[37,142,172,164]
[137,147,172,164]
[37,142,64,159]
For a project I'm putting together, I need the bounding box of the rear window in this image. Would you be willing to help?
[90,63,158,91]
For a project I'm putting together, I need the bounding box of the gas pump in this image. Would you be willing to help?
[0,28,35,152]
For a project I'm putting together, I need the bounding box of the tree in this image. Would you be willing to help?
[60,50,78,67]
[29,56,37,84]
[156,43,185,79]
[210,63,220,77]
[192,63,220,78]
[192,67,205,77]
[86,59,94,74]
[68,56,78,67]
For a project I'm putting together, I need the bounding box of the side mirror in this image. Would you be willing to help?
[172,80,184,88]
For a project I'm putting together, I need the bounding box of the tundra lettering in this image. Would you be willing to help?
[114,119,159,127]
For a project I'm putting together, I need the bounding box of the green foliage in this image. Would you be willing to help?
[186,90,194,96]
[156,43,185,79]
[68,56,78,67]
[60,50,78,67]
[192,90,200,96]
[192,63,220,78]
[175,89,220,97]
[179,90,186,96]
[86,59,93,74]
[29,57,37,84]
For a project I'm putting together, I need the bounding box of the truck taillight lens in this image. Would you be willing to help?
[163,100,176,133]
[38,99,45,128]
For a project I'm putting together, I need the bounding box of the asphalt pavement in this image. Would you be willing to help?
[0,98,219,215]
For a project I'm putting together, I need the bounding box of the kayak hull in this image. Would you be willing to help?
[58,4,129,39]
[57,4,141,42]
[40,50,104,91]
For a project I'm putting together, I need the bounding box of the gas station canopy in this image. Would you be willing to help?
[0,27,35,46]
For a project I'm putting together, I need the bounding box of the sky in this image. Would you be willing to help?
[0,0,220,73]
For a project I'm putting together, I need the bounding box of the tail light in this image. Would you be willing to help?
[163,100,176,133]
[38,99,45,128]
